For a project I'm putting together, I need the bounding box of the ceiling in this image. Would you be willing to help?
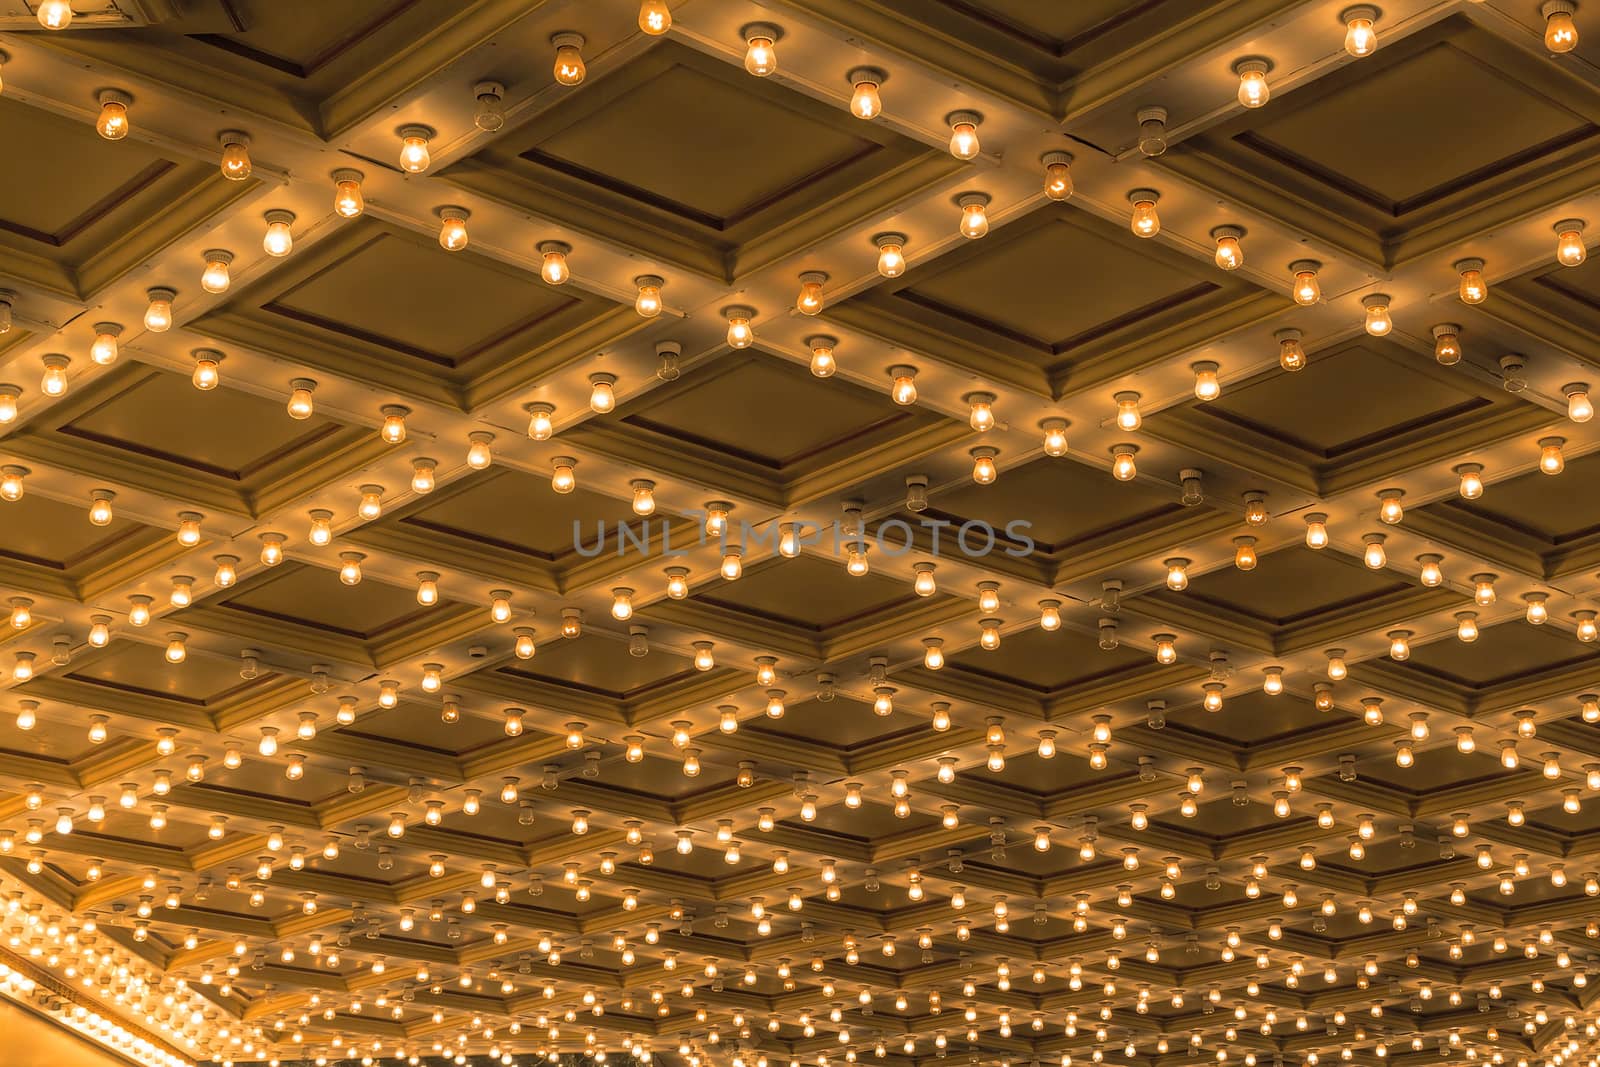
[0,2,1598,1067]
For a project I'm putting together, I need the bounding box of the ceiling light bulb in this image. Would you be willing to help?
[971,447,998,484]
[1128,189,1160,237]
[1113,390,1142,430]
[724,305,755,347]
[1193,361,1221,401]
[1431,323,1462,365]
[1042,150,1073,199]
[1539,435,1566,474]
[639,0,671,34]
[523,402,557,442]
[1242,490,1268,525]
[1472,573,1497,606]
[338,551,364,585]
[1302,511,1328,548]
[144,286,176,331]
[1153,633,1177,664]
[628,273,665,318]
[327,168,364,218]
[1544,0,1579,51]
[1456,611,1479,642]
[1377,488,1404,524]
[946,110,982,159]
[1417,553,1444,587]
[218,130,252,179]
[722,548,743,579]
[1452,259,1488,306]
[514,627,536,658]
[1555,218,1587,265]
[956,192,990,238]
[95,89,132,139]
[1455,462,1484,498]
[175,510,203,546]
[466,430,493,469]
[1234,535,1257,570]
[1234,58,1271,106]
[192,348,221,390]
[415,571,439,606]
[549,31,586,84]
[87,488,115,526]
[1523,591,1549,624]
[588,373,616,413]
[411,458,436,494]
[436,206,469,251]
[258,531,284,565]
[1363,533,1386,569]
[0,385,18,424]
[977,581,1001,614]
[874,231,907,277]
[551,456,577,494]
[848,67,884,118]
[1576,610,1597,641]
[630,479,655,516]
[1212,226,1244,269]
[1164,557,1190,591]
[742,23,778,75]
[0,463,24,502]
[192,250,233,298]
[888,364,918,405]
[37,1,72,29]
[1361,293,1392,335]
[529,240,572,286]
[1040,417,1069,456]
[805,333,837,377]
[378,404,408,443]
[1342,5,1379,56]
[397,124,433,172]
[1039,599,1062,630]
[1563,381,1594,422]
[357,484,384,519]
[262,209,294,256]
[1388,630,1411,661]
[1111,443,1138,480]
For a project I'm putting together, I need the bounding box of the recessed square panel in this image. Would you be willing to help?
[748,695,922,747]
[927,455,1179,550]
[592,754,737,800]
[341,700,510,755]
[189,0,419,74]
[270,227,576,366]
[0,96,171,242]
[532,62,875,226]
[1152,794,1304,838]
[57,365,341,478]
[1194,342,1484,457]
[0,491,146,569]
[62,641,259,704]
[496,636,694,699]
[1245,42,1585,209]
[389,468,636,560]
[1166,689,1343,745]
[901,216,1213,348]
[941,0,1156,48]
[211,561,431,639]
[1174,546,1410,625]
[1393,621,1597,688]
[1358,748,1529,794]
[1425,451,1600,541]
[944,625,1148,692]
[693,555,913,630]
[620,357,910,469]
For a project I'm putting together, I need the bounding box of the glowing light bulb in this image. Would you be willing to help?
[742,24,778,76]
[410,458,436,495]
[551,456,577,494]
[397,124,433,172]
[1212,226,1244,269]
[1416,553,1444,587]
[1042,150,1073,199]
[806,334,837,377]
[1539,436,1566,475]
[589,373,617,413]
[1343,5,1379,56]
[466,430,493,470]
[1388,629,1411,661]
[1556,218,1587,266]
[957,193,990,239]
[1234,58,1271,106]
[0,464,24,502]
[970,447,998,485]
[1456,257,1487,304]
[1452,462,1484,499]
[1303,511,1329,548]
[262,209,294,256]
[1193,360,1221,401]
[1041,417,1069,457]
[724,305,755,348]
[436,206,469,251]
[1564,382,1594,423]
[889,364,918,405]
[95,89,132,139]
[1363,533,1387,569]
[947,110,982,159]
[258,531,284,565]
[1153,633,1177,664]
[1362,293,1392,335]
[1544,1,1578,52]
[1472,573,1496,606]
[633,273,663,316]
[1128,190,1160,237]
[1111,444,1138,481]
[639,0,671,34]
[0,386,17,424]
[1457,611,1479,642]
[549,30,586,84]
[1377,487,1404,525]
[874,230,907,277]
[848,67,883,119]
[1234,535,1257,570]
[37,1,73,29]
[1432,323,1461,365]
[191,349,221,391]
[1287,262,1323,308]
[329,168,364,218]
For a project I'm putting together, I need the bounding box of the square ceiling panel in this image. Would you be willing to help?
[57,640,259,706]
[746,694,923,749]
[943,624,1148,693]
[492,633,695,701]
[690,554,917,631]
[0,95,249,297]
[440,42,956,281]
[205,561,432,639]
[1160,15,1600,263]
[192,218,638,410]
[0,489,169,598]
[1383,620,1597,691]
[1144,337,1551,495]
[3,364,378,519]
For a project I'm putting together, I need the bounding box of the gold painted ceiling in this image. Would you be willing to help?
[0,2,1597,1067]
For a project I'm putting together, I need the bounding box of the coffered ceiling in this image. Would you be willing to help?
[0,3,1598,1067]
